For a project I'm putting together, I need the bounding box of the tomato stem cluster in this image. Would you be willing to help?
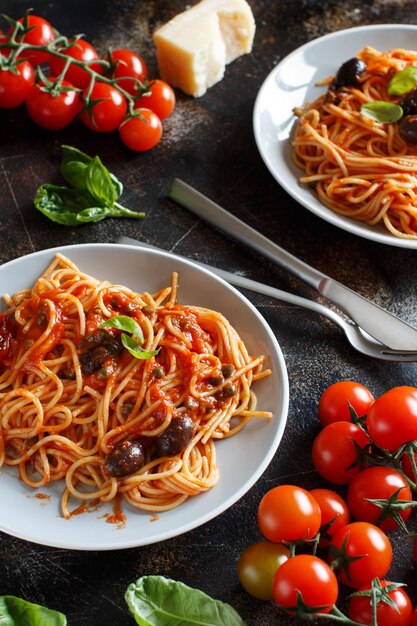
[0,16,149,118]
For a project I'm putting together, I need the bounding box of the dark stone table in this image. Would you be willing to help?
[1,1,417,624]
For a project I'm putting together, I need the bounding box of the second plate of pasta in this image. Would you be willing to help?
[0,243,288,550]
[253,23,417,248]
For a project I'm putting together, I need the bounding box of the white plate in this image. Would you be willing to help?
[253,24,417,249]
[0,243,288,550]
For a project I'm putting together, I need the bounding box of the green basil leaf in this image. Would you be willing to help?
[0,595,67,626]
[100,315,144,342]
[121,334,159,360]
[85,156,117,206]
[125,576,247,626]
[388,66,417,96]
[60,145,123,198]
[60,160,88,190]
[34,184,99,226]
[360,101,403,123]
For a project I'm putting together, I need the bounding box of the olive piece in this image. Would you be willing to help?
[104,439,146,478]
[155,414,194,457]
[399,115,417,144]
[334,57,366,89]
[400,88,417,117]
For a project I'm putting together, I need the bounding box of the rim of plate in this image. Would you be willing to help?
[0,243,289,550]
[253,23,417,249]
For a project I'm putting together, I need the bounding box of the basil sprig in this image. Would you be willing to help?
[388,66,417,96]
[100,315,158,360]
[125,576,247,626]
[34,145,144,226]
[0,595,67,626]
[360,101,403,124]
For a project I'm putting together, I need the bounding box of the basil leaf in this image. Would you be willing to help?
[34,184,102,226]
[59,160,88,191]
[388,66,417,96]
[121,334,159,360]
[100,315,144,342]
[360,101,403,123]
[0,595,67,626]
[125,576,247,626]
[85,156,117,206]
[60,145,123,198]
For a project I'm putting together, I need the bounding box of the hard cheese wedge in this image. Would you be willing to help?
[153,0,255,97]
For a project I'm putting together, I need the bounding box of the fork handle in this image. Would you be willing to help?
[169,178,327,290]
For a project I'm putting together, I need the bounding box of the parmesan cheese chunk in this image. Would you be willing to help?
[153,0,255,97]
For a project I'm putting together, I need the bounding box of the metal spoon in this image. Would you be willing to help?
[117,237,417,362]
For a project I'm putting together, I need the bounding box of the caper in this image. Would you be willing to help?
[220,382,236,398]
[104,439,146,478]
[221,363,235,378]
[208,375,223,386]
[334,57,366,89]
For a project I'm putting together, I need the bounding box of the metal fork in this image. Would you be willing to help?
[117,237,417,362]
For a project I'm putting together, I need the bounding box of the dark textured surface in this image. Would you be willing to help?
[1,1,417,624]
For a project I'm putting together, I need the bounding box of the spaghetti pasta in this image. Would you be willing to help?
[292,46,417,239]
[0,254,271,519]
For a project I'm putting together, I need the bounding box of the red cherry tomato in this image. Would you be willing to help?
[272,555,338,615]
[119,108,163,151]
[81,82,127,133]
[312,421,371,484]
[347,466,412,532]
[257,484,321,543]
[50,40,103,89]
[349,580,412,626]
[237,541,290,601]
[367,386,417,451]
[318,381,374,427]
[107,48,148,96]
[310,488,350,546]
[0,60,35,108]
[329,522,393,588]
[136,79,176,120]
[14,15,55,65]
[26,78,81,130]
[0,31,11,57]
[412,606,417,626]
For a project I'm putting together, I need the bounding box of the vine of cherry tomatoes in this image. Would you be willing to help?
[0,14,176,151]
[238,380,417,626]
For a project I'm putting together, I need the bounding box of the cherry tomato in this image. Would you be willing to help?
[413,606,417,626]
[349,580,412,626]
[15,15,55,65]
[81,82,127,133]
[310,488,350,546]
[119,108,163,151]
[347,466,412,532]
[136,79,175,120]
[312,421,371,484]
[257,484,321,543]
[26,78,81,130]
[0,60,35,108]
[50,40,103,89]
[107,48,148,96]
[318,381,374,427]
[401,449,417,482]
[367,386,417,451]
[329,522,392,588]
[237,541,290,601]
[0,31,11,57]
[272,555,338,614]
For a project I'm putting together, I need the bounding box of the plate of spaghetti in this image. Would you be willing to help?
[253,24,417,247]
[0,243,288,550]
